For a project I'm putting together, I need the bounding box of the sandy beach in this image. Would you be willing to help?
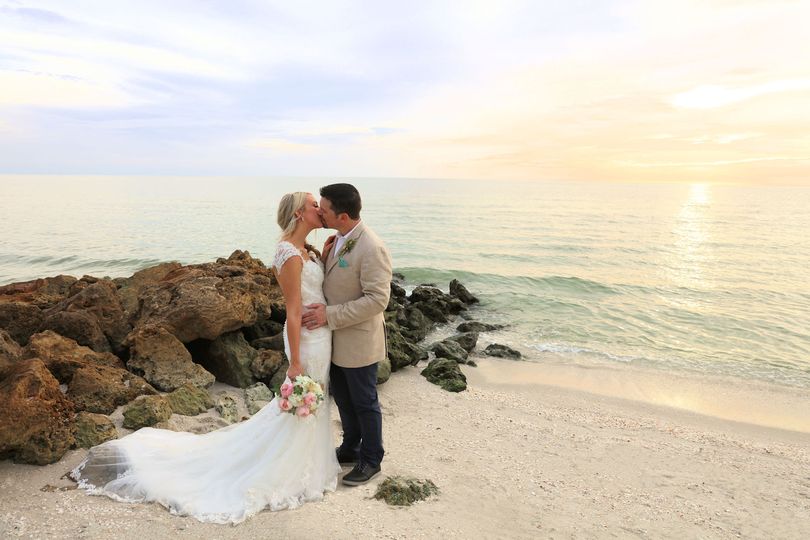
[2,358,810,539]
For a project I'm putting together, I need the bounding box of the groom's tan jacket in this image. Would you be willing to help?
[323,221,392,368]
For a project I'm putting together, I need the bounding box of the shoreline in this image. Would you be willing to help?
[468,355,810,434]
[2,358,809,539]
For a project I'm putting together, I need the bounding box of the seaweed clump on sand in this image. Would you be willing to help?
[373,476,439,506]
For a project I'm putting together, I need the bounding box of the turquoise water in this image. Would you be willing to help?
[2,176,809,388]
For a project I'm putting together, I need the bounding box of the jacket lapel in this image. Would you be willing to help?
[325,222,366,277]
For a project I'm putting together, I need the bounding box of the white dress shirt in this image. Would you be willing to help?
[333,221,361,259]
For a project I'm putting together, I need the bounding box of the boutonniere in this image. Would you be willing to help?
[337,239,357,268]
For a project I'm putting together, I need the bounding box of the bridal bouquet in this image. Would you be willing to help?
[278,375,325,417]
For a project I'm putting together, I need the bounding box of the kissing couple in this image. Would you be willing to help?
[71,183,393,524]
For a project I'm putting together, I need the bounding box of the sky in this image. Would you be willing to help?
[1,0,809,184]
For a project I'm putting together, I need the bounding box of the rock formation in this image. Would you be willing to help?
[0,248,498,464]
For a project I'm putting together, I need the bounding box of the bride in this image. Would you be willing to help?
[71,192,341,524]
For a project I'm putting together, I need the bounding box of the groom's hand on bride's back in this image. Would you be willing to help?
[302,303,327,330]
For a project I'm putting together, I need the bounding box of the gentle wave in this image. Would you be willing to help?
[397,267,622,295]
[2,176,810,390]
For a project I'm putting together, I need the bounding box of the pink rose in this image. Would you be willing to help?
[279,399,292,411]
[296,406,311,417]
[303,392,317,405]
[280,383,293,398]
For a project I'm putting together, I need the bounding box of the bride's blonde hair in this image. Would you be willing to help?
[277,192,309,238]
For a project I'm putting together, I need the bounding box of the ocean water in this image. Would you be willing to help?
[2,176,809,389]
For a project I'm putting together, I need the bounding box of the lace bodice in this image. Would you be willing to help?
[273,241,327,307]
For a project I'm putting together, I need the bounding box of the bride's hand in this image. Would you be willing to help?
[321,235,336,261]
[286,362,304,380]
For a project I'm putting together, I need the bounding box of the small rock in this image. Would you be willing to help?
[166,383,213,416]
[74,412,117,448]
[484,343,522,359]
[449,279,478,304]
[245,382,273,415]
[446,332,479,354]
[421,358,467,392]
[377,356,392,384]
[215,395,239,423]
[456,321,502,333]
[430,340,469,363]
[122,395,172,429]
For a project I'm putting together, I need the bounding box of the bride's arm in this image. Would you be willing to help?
[275,257,305,379]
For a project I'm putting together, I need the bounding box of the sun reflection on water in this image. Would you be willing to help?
[668,183,714,296]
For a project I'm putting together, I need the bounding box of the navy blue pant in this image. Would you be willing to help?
[330,362,384,468]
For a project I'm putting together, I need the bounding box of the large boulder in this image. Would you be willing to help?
[420,358,467,392]
[242,317,284,342]
[0,275,77,308]
[409,286,467,319]
[21,331,157,414]
[250,333,285,352]
[250,348,286,382]
[0,301,45,346]
[37,310,110,353]
[114,262,183,322]
[133,251,283,344]
[126,325,215,391]
[188,331,257,388]
[44,280,130,354]
[68,364,157,414]
[0,329,22,379]
[122,395,173,429]
[166,383,214,416]
[268,356,291,392]
[449,279,479,304]
[386,324,413,372]
[74,412,118,448]
[22,330,124,382]
[399,306,431,342]
[390,281,407,303]
[0,359,76,464]
[386,323,427,372]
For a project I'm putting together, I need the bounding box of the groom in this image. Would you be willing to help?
[302,183,392,486]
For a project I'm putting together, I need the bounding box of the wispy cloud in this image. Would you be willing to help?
[618,156,810,168]
[248,138,315,155]
[1,0,809,184]
[670,79,810,110]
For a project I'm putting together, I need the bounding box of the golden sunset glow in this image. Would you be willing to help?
[1,1,808,184]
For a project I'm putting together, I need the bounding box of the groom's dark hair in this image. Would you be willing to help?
[320,183,362,219]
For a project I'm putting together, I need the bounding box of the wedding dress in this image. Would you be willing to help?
[71,242,341,524]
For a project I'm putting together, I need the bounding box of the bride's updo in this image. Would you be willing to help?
[277,192,308,237]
